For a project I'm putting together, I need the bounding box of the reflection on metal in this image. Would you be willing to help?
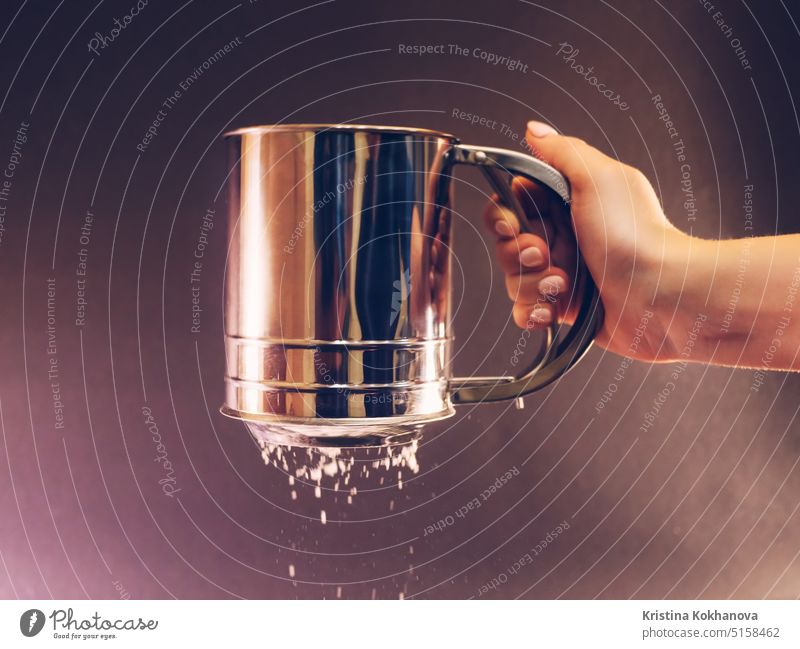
[221,124,603,447]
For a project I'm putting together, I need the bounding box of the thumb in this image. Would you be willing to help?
[525,121,607,187]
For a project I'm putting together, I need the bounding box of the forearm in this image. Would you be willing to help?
[661,232,800,370]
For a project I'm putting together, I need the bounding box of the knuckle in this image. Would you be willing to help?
[625,166,650,188]
[590,159,626,186]
[513,308,531,329]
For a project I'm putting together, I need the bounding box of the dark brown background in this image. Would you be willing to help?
[1,0,799,599]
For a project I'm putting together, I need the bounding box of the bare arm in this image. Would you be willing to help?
[661,233,800,370]
[484,120,800,371]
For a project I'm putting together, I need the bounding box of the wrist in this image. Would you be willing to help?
[649,228,717,363]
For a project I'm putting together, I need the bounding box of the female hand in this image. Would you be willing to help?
[485,120,800,371]
[484,120,687,362]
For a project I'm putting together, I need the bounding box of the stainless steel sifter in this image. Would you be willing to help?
[221,124,603,447]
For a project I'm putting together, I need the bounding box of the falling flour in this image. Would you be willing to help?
[260,440,420,502]
[259,440,421,596]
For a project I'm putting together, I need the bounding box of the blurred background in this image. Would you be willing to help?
[0,0,799,599]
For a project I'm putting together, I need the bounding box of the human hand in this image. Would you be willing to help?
[484,120,694,362]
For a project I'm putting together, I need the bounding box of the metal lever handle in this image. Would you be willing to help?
[449,143,604,404]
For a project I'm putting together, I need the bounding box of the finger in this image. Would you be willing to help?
[482,198,520,239]
[511,170,578,281]
[525,121,611,185]
[484,181,551,238]
[505,267,571,304]
[511,176,551,219]
[495,234,549,275]
[509,176,556,244]
[512,301,553,330]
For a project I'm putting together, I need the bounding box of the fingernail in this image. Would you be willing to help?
[520,247,544,267]
[494,220,514,237]
[530,306,552,324]
[527,120,557,137]
[538,275,566,296]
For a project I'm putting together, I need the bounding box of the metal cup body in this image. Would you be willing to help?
[223,125,459,442]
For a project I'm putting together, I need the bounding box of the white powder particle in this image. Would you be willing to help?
[258,440,421,502]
